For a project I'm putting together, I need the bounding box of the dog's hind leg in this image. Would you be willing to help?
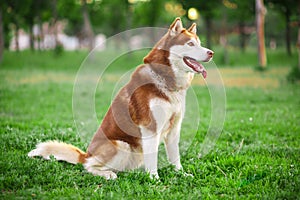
[84,140,119,180]
[86,164,117,179]
[84,156,118,180]
[84,140,140,180]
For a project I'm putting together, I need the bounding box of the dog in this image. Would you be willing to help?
[28,18,214,180]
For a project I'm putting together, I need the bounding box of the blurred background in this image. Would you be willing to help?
[0,2,299,197]
[0,0,299,77]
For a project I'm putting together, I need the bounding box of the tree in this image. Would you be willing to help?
[266,0,298,56]
[0,9,4,62]
[132,0,166,27]
[6,0,31,51]
[23,0,51,51]
[131,0,169,45]
[297,24,300,72]
[219,4,229,65]
[297,1,300,72]
[179,0,221,49]
[256,0,267,68]
[0,10,4,63]
[81,0,94,50]
[95,0,127,36]
[227,0,255,52]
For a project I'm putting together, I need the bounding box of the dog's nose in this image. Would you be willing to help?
[207,50,214,57]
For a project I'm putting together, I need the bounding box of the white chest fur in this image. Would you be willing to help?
[149,89,186,136]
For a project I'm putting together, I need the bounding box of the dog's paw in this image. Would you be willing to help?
[176,169,194,178]
[101,171,117,180]
[182,172,194,178]
[91,170,117,180]
[150,172,159,180]
[103,171,118,180]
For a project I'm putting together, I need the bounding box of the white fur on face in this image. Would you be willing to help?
[168,38,212,73]
[170,39,212,61]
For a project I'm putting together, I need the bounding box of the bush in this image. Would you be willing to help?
[54,43,64,56]
[287,66,300,83]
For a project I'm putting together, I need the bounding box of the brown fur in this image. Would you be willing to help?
[87,139,118,165]
[87,64,171,156]
[86,19,199,159]
[77,149,88,164]
[28,18,209,180]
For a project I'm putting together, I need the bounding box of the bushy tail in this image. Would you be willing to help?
[28,141,87,164]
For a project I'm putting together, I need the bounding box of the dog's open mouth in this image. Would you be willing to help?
[183,56,207,78]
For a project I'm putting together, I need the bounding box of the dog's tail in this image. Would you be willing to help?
[28,141,87,164]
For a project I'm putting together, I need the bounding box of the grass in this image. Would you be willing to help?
[213,47,298,68]
[0,50,299,199]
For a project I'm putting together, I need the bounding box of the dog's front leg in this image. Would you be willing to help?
[164,116,183,171]
[140,127,160,179]
[164,117,194,177]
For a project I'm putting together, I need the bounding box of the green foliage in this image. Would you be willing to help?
[90,0,127,36]
[228,0,255,22]
[57,0,82,36]
[0,0,299,53]
[132,0,166,27]
[53,43,64,56]
[0,51,299,199]
[266,0,299,15]
[180,0,222,17]
[287,66,300,83]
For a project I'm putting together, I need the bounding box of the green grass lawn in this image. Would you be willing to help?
[0,50,299,199]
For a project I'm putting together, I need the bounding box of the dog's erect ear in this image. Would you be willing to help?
[169,17,183,36]
[187,23,197,34]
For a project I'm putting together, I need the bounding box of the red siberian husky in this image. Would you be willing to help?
[28,18,214,180]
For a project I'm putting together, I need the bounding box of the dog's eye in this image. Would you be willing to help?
[187,42,195,46]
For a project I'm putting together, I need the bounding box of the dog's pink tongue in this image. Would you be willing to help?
[183,57,207,78]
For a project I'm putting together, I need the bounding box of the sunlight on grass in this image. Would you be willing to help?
[3,67,288,89]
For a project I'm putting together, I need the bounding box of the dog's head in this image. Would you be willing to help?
[144,18,213,79]
[168,18,213,78]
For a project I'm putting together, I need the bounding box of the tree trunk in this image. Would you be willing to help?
[29,23,34,51]
[220,9,229,65]
[0,10,4,62]
[37,15,44,51]
[52,0,58,48]
[14,24,20,52]
[297,26,300,72]
[256,0,267,68]
[38,22,44,50]
[126,1,133,55]
[297,1,300,72]
[239,21,247,52]
[285,8,292,56]
[204,17,212,49]
[81,0,94,51]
